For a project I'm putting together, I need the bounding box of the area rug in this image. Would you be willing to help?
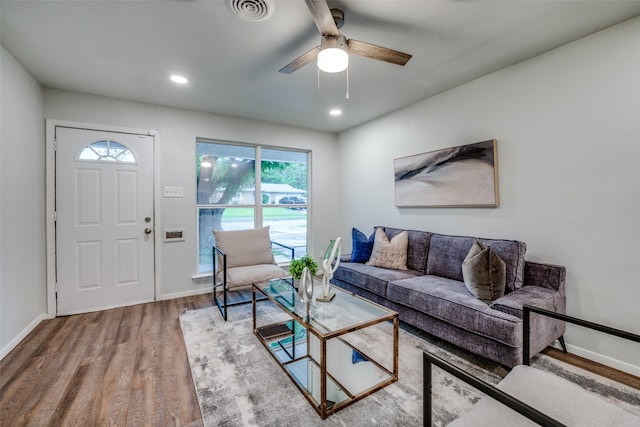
[179,303,640,427]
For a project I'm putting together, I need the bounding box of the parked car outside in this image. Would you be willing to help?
[279,196,306,209]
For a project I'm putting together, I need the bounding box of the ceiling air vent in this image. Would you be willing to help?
[226,0,274,22]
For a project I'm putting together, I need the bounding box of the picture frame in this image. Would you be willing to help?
[394,139,499,207]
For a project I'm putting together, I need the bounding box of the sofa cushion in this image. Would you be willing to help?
[213,226,275,269]
[381,226,431,272]
[333,262,422,297]
[350,227,375,263]
[462,240,506,304]
[387,275,521,346]
[366,228,408,270]
[426,234,526,293]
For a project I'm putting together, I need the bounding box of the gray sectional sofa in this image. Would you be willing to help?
[331,226,566,368]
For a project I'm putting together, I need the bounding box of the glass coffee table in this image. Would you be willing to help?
[252,277,399,419]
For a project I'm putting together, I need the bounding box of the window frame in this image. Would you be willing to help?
[195,139,311,274]
[76,139,138,164]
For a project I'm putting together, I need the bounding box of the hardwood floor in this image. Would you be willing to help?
[1,295,637,426]
[542,347,640,390]
[0,294,213,427]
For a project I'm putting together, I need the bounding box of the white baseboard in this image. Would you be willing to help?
[160,287,211,300]
[554,340,640,377]
[0,314,47,361]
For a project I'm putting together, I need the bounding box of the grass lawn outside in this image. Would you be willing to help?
[222,206,307,220]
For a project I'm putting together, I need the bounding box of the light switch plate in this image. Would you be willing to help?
[164,186,183,198]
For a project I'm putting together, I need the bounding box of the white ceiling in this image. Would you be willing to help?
[2,1,639,133]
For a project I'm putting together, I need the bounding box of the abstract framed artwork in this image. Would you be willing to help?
[394,139,499,207]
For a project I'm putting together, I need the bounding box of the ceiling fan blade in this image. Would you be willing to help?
[304,0,340,37]
[279,46,320,74]
[347,39,412,66]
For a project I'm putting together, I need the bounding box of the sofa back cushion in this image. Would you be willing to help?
[381,226,431,273]
[426,234,526,293]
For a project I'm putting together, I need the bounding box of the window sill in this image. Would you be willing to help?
[192,273,212,285]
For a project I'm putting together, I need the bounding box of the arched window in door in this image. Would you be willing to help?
[76,139,136,163]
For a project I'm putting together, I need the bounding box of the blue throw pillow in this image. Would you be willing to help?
[351,227,375,263]
[352,349,368,364]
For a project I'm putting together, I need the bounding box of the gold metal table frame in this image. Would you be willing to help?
[252,278,399,419]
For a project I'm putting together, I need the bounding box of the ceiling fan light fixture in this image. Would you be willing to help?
[170,75,188,84]
[317,35,349,73]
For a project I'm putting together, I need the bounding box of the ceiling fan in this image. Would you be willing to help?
[279,0,412,74]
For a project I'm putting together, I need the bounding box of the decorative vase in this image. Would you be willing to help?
[317,237,341,303]
[297,267,313,321]
[297,267,313,304]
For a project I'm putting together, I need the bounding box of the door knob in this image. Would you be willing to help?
[144,228,152,235]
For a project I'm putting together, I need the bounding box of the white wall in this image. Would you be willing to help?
[43,90,339,299]
[0,47,47,357]
[338,18,640,374]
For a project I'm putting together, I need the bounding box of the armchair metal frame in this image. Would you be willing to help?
[423,304,640,426]
[213,241,295,321]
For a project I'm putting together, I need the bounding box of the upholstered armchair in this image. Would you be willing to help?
[212,226,294,320]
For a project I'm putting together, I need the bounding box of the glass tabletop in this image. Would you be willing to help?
[257,278,396,336]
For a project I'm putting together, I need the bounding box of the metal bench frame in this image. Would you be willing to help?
[213,240,294,321]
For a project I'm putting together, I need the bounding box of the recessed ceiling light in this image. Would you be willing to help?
[170,75,188,84]
[329,109,342,116]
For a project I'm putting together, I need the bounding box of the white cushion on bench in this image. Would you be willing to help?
[221,264,289,289]
[448,365,640,426]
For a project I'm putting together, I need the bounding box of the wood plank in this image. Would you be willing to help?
[0,316,59,389]
[0,314,90,424]
[97,305,142,425]
[68,306,143,425]
[542,347,640,390]
[126,302,162,425]
[160,297,188,425]
[162,297,210,425]
[20,310,114,425]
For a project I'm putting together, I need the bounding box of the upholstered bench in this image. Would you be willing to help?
[447,364,640,426]
[423,305,640,426]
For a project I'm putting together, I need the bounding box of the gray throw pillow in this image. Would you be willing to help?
[462,239,506,304]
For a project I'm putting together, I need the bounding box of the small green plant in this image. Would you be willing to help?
[289,254,318,279]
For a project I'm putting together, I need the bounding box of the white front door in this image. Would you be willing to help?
[55,127,155,315]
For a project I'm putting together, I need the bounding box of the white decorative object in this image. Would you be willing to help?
[317,237,341,302]
[297,266,313,321]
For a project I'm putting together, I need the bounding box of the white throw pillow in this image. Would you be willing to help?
[366,228,408,270]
